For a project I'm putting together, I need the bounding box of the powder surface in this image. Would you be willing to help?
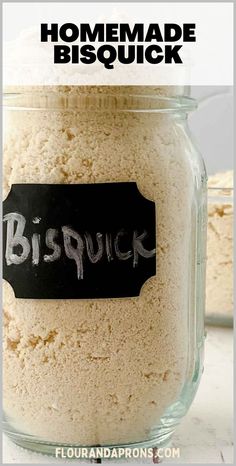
[3,88,199,445]
[206,171,233,318]
[4,84,188,97]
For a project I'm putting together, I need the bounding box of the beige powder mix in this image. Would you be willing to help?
[206,171,233,318]
[3,88,196,445]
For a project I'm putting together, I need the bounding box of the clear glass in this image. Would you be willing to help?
[206,186,233,327]
[3,91,207,455]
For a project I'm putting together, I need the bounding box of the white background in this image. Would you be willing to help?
[3,2,234,86]
[190,86,233,176]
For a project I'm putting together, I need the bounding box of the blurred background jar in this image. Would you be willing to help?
[206,173,233,326]
[189,88,233,327]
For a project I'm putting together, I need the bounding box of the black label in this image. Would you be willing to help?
[3,183,156,299]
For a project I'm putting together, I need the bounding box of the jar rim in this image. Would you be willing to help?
[3,92,197,113]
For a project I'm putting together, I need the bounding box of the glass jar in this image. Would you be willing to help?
[3,89,207,456]
[206,184,233,327]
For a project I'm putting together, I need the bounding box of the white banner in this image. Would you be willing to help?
[3,2,234,86]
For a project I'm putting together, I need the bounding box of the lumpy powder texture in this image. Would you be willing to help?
[3,88,195,445]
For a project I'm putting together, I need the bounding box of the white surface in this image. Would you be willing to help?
[2,326,233,464]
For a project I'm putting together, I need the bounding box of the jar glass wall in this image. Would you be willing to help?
[3,91,207,454]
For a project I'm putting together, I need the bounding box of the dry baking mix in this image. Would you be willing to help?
[3,86,206,452]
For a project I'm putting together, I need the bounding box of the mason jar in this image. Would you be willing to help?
[3,88,207,455]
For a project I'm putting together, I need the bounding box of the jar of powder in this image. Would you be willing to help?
[3,87,207,454]
[206,171,233,327]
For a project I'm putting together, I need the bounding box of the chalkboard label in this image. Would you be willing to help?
[3,183,156,299]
